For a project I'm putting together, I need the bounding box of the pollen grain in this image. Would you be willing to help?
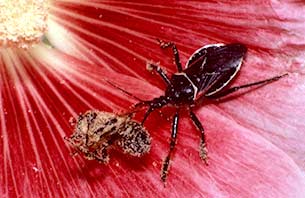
[0,0,50,49]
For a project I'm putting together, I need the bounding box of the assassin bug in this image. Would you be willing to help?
[113,40,287,182]
[65,110,151,163]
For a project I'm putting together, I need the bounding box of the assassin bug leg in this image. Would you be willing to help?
[161,109,180,183]
[141,106,154,125]
[147,62,171,85]
[157,39,183,72]
[189,110,208,164]
[208,73,288,99]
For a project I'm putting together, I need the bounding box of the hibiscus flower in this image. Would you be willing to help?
[1,0,305,197]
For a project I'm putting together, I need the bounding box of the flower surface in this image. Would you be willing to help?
[0,0,305,197]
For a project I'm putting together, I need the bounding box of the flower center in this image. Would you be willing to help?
[0,0,49,49]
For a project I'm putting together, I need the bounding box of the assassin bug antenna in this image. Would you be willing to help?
[105,80,144,103]
[106,79,169,124]
[105,80,150,116]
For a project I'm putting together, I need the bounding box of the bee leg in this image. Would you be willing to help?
[161,109,179,183]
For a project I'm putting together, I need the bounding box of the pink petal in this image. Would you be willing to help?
[1,0,305,197]
[2,56,305,196]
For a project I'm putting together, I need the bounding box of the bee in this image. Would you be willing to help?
[65,110,151,163]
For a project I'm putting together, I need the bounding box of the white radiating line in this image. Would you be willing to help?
[51,3,209,79]
[30,49,121,110]
[20,51,76,133]
[27,85,96,196]
[55,68,132,110]
[50,5,146,78]
[50,71,95,109]
[47,68,109,109]
[14,50,95,195]
[4,48,85,195]
[46,20,93,63]
[51,1,217,67]
[56,0,212,16]
[12,48,94,196]
[20,90,55,197]
[0,58,19,197]
[89,2,206,22]
[24,51,95,110]
[62,1,213,40]
[28,49,149,195]
[24,54,86,169]
[50,15,148,62]
[99,1,249,33]
[70,33,143,78]
[23,52,100,195]
[1,49,31,196]
[50,67,121,110]
[32,46,131,110]
[46,20,101,65]
[26,87,91,196]
[51,5,152,42]
[21,52,78,118]
[3,51,33,197]
[63,34,107,66]
[7,50,54,197]
[0,55,7,196]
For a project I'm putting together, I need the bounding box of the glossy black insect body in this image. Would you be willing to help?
[133,40,287,182]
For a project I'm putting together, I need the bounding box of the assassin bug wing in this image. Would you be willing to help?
[184,43,247,96]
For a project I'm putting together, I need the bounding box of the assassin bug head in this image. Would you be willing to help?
[106,80,170,123]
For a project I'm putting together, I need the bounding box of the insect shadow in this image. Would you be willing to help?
[109,39,288,183]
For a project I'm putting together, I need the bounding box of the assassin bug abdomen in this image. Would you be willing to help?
[131,39,287,182]
[185,43,247,96]
[159,43,247,106]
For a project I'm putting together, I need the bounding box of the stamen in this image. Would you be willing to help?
[0,0,49,49]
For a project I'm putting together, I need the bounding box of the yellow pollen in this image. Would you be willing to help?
[0,0,49,49]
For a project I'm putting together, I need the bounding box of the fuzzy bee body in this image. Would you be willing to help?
[66,110,151,163]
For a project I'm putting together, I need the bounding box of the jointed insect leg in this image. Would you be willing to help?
[146,62,171,85]
[157,39,183,72]
[161,109,179,182]
[141,106,154,125]
[189,110,208,164]
[209,73,288,99]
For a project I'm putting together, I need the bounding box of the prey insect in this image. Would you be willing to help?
[65,110,151,163]
[130,39,287,182]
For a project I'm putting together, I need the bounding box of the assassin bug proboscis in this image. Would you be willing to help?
[113,39,287,183]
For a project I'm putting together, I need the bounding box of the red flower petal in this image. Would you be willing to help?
[1,1,305,197]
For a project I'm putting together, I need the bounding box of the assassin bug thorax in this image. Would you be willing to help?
[121,39,287,182]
